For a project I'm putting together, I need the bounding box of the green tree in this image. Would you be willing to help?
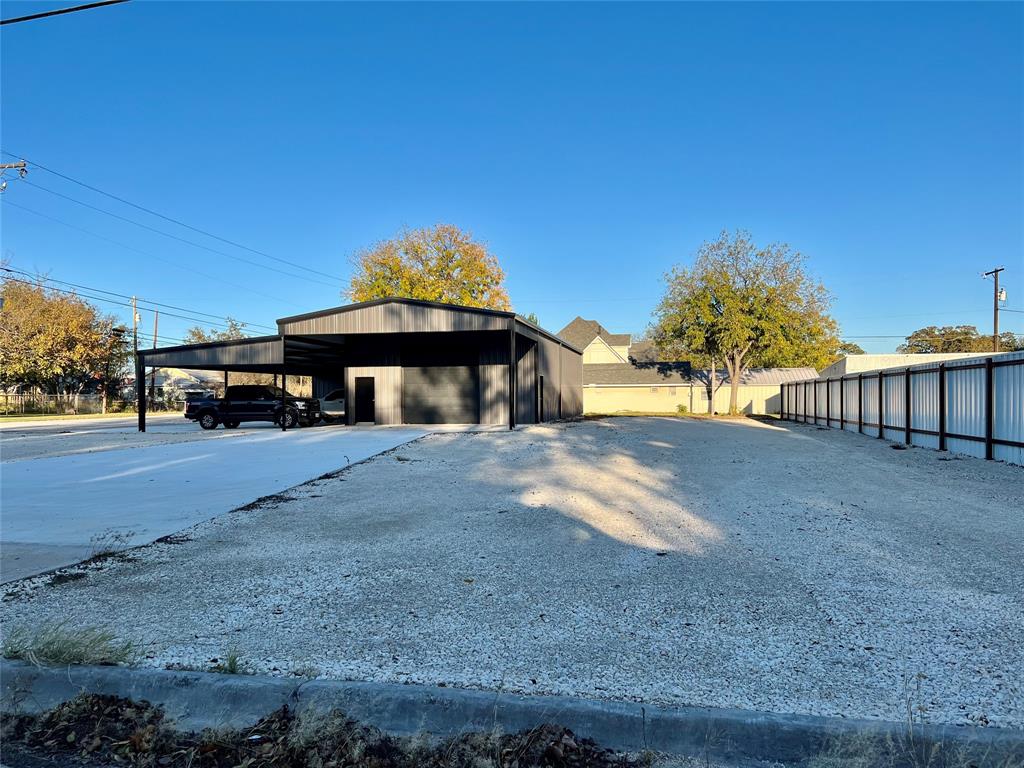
[897,325,1023,353]
[348,224,510,310]
[0,279,126,399]
[522,312,540,326]
[183,317,247,344]
[827,340,865,365]
[652,230,840,414]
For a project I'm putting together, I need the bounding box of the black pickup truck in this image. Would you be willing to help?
[184,385,320,430]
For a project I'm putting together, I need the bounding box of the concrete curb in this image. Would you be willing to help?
[2,661,1021,762]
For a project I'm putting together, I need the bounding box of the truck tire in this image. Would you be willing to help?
[281,409,298,429]
[198,411,219,430]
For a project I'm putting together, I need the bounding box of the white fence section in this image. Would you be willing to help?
[779,351,1024,465]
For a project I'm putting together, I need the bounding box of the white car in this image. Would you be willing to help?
[319,388,346,424]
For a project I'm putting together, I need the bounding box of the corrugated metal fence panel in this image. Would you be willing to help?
[945,365,986,459]
[994,356,1024,465]
[910,370,939,449]
[861,375,880,436]
[842,378,860,431]
[881,372,905,440]
[828,379,841,425]
[781,352,1023,465]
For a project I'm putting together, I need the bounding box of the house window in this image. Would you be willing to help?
[650,387,659,393]
[668,387,676,395]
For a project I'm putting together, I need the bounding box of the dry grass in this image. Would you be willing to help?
[2,622,138,667]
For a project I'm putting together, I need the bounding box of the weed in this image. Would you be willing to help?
[88,528,136,559]
[211,651,244,674]
[2,622,138,667]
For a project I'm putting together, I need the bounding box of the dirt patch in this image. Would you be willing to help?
[2,694,639,767]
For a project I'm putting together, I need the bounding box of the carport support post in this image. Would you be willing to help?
[281,368,288,431]
[839,377,845,430]
[136,354,146,432]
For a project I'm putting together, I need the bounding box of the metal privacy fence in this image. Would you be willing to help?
[779,350,1024,465]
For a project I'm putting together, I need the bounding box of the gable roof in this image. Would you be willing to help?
[557,316,631,349]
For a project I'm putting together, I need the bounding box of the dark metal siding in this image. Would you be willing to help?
[560,344,583,418]
[516,336,537,424]
[403,366,480,423]
[279,303,508,335]
[479,337,509,425]
[138,337,282,370]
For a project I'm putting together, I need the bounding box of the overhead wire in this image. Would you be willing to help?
[16,178,340,288]
[1,199,307,309]
[1,265,277,332]
[0,273,266,343]
[0,151,343,281]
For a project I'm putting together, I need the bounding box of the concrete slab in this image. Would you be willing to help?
[0,425,427,581]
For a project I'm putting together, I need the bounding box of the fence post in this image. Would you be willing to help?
[839,377,845,431]
[877,372,885,440]
[904,368,912,445]
[780,384,785,420]
[826,378,831,426]
[938,364,946,451]
[985,357,994,460]
[813,380,818,425]
[857,374,863,434]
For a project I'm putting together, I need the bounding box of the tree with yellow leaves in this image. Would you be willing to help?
[348,224,510,310]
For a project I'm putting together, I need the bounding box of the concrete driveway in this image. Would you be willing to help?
[0,422,427,582]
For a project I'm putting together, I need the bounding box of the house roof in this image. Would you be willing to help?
[557,316,630,349]
[583,362,692,385]
[583,363,817,386]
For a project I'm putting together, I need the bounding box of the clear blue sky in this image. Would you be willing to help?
[2,1,1021,352]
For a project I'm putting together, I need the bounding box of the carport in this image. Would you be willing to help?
[135,298,583,432]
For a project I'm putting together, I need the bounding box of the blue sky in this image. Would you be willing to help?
[1,1,1021,352]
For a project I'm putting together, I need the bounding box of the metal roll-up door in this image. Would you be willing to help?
[402,365,480,424]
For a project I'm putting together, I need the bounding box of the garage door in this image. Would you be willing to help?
[403,365,480,424]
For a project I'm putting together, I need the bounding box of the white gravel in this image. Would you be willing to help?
[2,417,1021,728]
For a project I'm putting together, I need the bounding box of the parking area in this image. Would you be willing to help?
[1,419,429,581]
[2,417,1021,727]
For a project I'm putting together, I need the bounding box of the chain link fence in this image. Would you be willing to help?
[1,393,186,416]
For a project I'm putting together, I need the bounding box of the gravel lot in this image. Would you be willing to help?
[2,417,1021,727]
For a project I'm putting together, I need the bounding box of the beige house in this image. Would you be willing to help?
[558,316,815,415]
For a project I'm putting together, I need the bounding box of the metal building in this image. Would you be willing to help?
[134,298,583,431]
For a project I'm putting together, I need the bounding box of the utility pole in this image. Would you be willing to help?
[132,296,140,411]
[984,267,1005,353]
[148,310,159,402]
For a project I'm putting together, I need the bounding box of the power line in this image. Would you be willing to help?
[1,266,277,332]
[0,272,266,340]
[0,0,129,26]
[17,179,339,288]
[1,199,306,309]
[2,150,343,281]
